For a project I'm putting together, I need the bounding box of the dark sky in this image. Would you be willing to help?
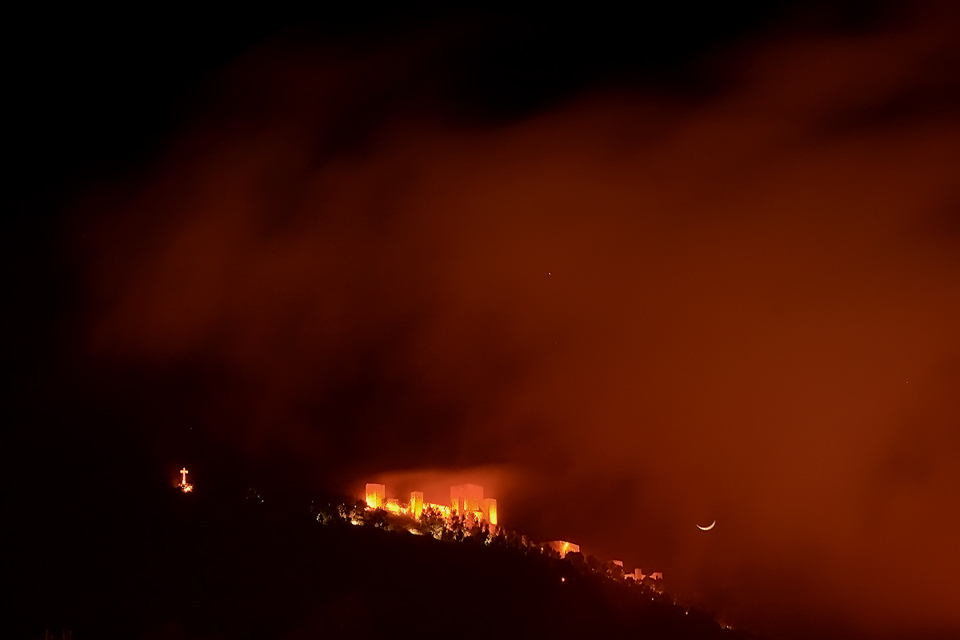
[8,2,960,639]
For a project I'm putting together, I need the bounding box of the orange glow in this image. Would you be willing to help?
[365,483,386,509]
[482,498,497,526]
[178,467,193,493]
[410,491,424,519]
[424,502,451,518]
[544,540,580,558]
[365,483,493,526]
[451,483,484,516]
[385,499,402,514]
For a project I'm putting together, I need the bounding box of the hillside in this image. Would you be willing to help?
[10,487,765,640]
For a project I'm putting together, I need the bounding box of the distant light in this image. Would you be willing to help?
[178,467,193,493]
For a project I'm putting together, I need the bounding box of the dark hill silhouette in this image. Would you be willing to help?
[10,487,765,640]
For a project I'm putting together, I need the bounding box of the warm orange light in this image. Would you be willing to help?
[482,498,497,526]
[178,467,193,493]
[363,483,496,526]
[365,483,386,509]
[410,491,424,519]
[545,540,580,558]
[424,502,452,518]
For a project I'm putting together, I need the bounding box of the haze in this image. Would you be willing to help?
[12,3,960,639]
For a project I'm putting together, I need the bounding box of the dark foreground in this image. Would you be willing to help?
[10,487,763,640]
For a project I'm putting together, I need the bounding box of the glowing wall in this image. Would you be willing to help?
[424,502,452,518]
[365,483,494,525]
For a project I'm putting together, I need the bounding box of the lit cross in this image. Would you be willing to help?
[180,467,189,485]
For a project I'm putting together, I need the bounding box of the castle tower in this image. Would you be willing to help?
[481,498,498,526]
[365,483,386,509]
[410,491,424,519]
[450,483,484,517]
[450,485,464,516]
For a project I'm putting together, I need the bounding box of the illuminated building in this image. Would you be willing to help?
[410,491,424,519]
[642,571,664,592]
[360,482,659,585]
[364,483,496,527]
[544,540,580,558]
[365,483,386,509]
[481,498,498,526]
[450,483,484,517]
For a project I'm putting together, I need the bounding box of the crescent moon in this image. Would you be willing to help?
[697,520,716,531]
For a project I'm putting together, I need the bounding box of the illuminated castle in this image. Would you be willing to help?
[365,482,498,527]
[364,482,659,584]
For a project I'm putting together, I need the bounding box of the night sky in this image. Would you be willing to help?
[7,2,960,639]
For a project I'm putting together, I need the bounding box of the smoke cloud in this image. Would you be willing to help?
[71,5,960,638]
